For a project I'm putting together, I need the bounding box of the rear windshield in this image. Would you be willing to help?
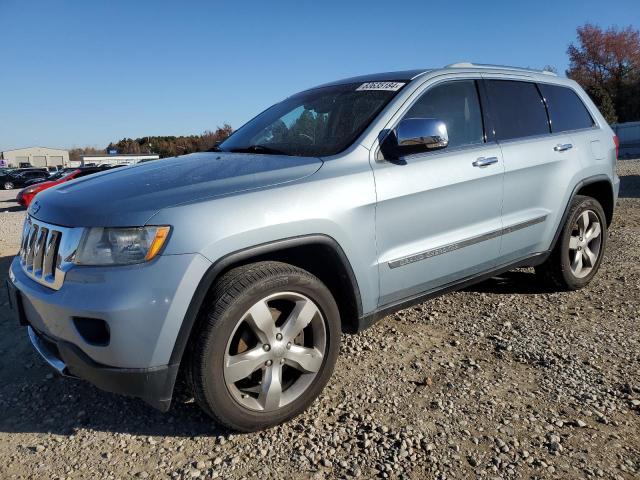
[219,82,405,157]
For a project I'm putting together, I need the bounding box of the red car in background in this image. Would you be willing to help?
[17,167,107,207]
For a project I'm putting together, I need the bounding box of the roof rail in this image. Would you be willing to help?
[444,62,557,76]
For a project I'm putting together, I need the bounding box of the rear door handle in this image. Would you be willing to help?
[554,143,573,152]
[472,156,499,168]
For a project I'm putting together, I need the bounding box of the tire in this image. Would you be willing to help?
[188,261,341,431]
[4,182,13,190]
[535,195,607,290]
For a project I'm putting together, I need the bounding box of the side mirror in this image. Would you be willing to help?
[380,118,449,160]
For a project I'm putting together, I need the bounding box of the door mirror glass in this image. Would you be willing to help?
[381,118,449,160]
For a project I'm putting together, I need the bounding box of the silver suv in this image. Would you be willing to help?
[8,63,620,431]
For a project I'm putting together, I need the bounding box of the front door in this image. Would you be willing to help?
[372,79,504,307]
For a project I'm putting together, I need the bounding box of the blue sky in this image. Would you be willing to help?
[1,0,638,150]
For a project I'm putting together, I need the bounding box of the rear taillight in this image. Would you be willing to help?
[613,135,619,160]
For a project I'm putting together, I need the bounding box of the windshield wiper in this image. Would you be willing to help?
[227,145,289,156]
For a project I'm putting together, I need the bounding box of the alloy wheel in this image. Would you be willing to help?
[223,292,327,412]
[569,210,602,278]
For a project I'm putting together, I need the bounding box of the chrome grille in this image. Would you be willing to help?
[19,217,83,290]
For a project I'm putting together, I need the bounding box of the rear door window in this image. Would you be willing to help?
[485,80,550,141]
[537,83,594,132]
[403,80,484,149]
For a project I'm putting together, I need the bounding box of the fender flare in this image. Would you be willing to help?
[168,234,362,365]
[549,174,613,252]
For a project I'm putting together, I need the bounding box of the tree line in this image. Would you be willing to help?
[69,124,233,163]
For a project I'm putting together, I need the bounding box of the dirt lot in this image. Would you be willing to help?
[0,162,639,480]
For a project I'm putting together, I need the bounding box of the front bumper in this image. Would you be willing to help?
[9,252,212,409]
[27,325,178,411]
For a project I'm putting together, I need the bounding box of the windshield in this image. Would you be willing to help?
[219,82,405,157]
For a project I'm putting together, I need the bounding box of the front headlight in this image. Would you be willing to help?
[74,226,171,266]
[23,185,39,194]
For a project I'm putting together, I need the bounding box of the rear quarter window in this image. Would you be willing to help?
[485,80,550,141]
[537,83,594,132]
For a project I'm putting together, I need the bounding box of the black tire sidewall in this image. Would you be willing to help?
[558,197,607,289]
[196,267,340,431]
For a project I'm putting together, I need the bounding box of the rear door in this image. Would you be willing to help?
[537,82,600,166]
[482,77,580,263]
[372,78,504,307]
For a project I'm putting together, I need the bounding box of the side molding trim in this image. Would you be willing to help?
[359,251,550,331]
[388,215,547,269]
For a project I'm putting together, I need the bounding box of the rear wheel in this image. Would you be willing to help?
[3,181,14,190]
[188,261,340,431]
[535,195,607,290]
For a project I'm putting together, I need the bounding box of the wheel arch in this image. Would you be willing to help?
[550,174,614,251]
[169,234,363,366]
[575,179,614,226]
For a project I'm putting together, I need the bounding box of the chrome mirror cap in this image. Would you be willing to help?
[396,118,449,150]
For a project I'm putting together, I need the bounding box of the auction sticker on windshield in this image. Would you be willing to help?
[356,82,405,91]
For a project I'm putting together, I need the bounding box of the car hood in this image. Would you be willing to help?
[31,152,323,227]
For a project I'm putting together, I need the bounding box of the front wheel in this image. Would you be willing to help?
[188,261,341,431]
[3,181,14,190]
[535,195,607,290]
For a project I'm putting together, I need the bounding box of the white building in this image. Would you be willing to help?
[1,147,69,168]
[77,153,160,167]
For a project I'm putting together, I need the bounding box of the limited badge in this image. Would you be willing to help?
[356,82,405,91]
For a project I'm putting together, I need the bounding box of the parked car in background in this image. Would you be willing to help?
[22,167,76,187]
[97,163,130,168]
[17,167,107,207]
[1,168,49,190]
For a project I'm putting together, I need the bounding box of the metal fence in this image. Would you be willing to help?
[612,121,640,159]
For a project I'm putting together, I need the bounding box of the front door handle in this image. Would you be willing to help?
[472,156,499,168]
[554,143,573,152]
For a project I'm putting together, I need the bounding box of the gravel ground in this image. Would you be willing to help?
[0,162,639,480]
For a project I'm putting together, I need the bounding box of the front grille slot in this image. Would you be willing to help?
[32,227,48,276]
[43,230,61,280]
[19,217,72,290]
